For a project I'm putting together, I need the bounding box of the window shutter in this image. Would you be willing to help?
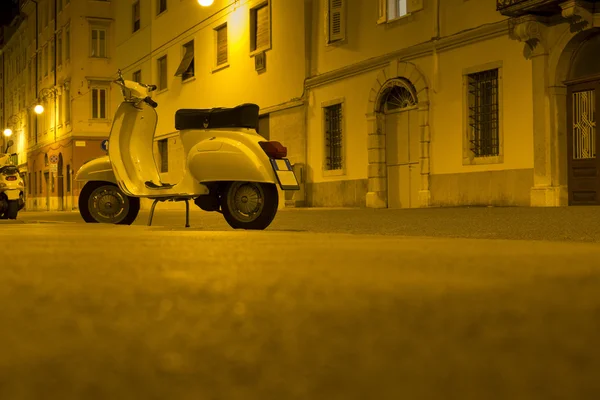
[255,5,270,50]
[217,26,228,65]
[175,44,194,77]
[328,0,345,42]
[407,0,423,13]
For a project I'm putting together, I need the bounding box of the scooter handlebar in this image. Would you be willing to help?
[144,96,158,108]
[147,84,157,92]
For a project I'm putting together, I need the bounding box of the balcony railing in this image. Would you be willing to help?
[497,0,563,17]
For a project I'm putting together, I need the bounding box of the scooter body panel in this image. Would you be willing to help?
[74,156,117,184]
[188,134,278,184]
[3,189,20,201]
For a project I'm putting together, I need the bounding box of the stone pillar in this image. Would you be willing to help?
[417,101,431,207]
[529,50,557,206]
[549,85,569,206]
[508,15,562,206]
[366,112,387,208]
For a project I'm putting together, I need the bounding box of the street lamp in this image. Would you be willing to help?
[198,0,214,6]
[35,87,58,114]
[3,128,13,137]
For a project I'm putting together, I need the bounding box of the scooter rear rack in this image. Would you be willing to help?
[147,196,195,228]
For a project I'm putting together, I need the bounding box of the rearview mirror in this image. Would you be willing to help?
[4,140,14,153]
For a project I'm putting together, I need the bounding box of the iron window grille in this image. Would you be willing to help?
[324,103,343,170]
[468,69,500,157]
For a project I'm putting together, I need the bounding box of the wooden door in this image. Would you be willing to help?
[385,108,420,209]
[567,80,600,205]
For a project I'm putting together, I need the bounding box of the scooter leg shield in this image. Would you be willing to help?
[4,190,20,201]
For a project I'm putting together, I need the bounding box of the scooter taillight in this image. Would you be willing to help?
[259,141,287,159]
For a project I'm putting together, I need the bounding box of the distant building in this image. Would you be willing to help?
[0,0,118,211]
[4,0,599,212]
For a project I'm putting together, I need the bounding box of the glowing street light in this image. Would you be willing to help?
[3,128,12,137]
[34,104,45,114]
[198,0,214,6]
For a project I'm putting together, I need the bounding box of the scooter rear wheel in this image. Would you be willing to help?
[79,181,140,225]
[221,182,278,230]
[6,200,19,219]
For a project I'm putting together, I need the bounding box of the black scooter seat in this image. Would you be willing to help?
[145,181,175,189]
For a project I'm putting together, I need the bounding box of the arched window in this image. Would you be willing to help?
[378,78,418,113]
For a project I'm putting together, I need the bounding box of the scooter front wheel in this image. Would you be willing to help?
[221,182,278,230]
[79,181,140,225]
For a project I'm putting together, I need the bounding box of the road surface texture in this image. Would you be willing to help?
[1,207,600,399]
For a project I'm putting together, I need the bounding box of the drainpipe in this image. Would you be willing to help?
[53,0,57,144]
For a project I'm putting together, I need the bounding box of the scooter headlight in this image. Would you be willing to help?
[0,183,6,188]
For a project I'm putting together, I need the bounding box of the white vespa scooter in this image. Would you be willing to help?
[0,140,25,220]
[75,70,299,229]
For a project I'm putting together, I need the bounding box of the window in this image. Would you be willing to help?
[158,139,168,172]
[91,87,107,119]
[258,114,270,139]
[466,69,500,158]
[91,28,107,58]
[215,24,228,67]
[43,46,48,76]
[65,26,70,60]
[37,54,41,81]
[378,0,422,23]
[175,40,194,80]
[157,0,167,15]
[57,34,62,66]
[157,56,167,90]
[64,86,71,123]
[250,2,270,53]
[132,1,140,32]
[58,0,62,13]
[324,102,343,171]
[132,69,141,83]
[327,0,345,43]
[50,40,55,72]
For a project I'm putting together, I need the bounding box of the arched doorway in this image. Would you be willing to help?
[57,153,64,211]
[365,61,430,209]
[565,31,600,205]
[379,79,419,208]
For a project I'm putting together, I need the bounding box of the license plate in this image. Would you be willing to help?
[270,158,300,190]
[6,176,16,181]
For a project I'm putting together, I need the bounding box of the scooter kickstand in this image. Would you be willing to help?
[184,199,190,228]
[148,199,160,226]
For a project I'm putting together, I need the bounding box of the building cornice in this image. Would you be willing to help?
[306,19,510,89]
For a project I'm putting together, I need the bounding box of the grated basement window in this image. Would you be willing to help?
[468,69,499,157]
[325,103,343,170]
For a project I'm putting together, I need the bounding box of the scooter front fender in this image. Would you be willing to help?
[188,137,277,184]
[4,189,20,201]
[75,155,117,184]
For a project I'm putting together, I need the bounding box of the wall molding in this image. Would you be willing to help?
[259,99,306,115]
[306,20,510,89]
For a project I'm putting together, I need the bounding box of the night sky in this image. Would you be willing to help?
[0,0,19,27]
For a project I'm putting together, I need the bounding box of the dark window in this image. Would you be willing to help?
[324,103,343,170]
[158,139,168,173]
[133,70,142,83]
[258,114,270,139]
[157,56,167,90]
[157,0,167,15]
[468,69,499,157]
[174,41,194,80]
[132,1,140,32]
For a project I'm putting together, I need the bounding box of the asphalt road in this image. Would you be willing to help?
[1,208,600,399]
[16,204,600,242]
